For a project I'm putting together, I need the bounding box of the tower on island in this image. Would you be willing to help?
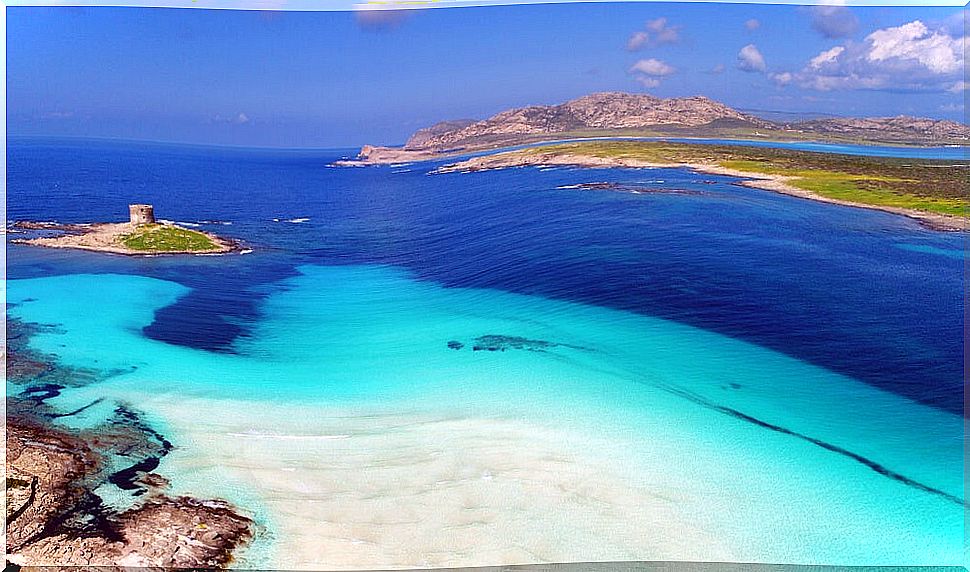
[129,204,155,226]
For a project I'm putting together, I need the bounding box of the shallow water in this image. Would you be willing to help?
[5,137,966,567]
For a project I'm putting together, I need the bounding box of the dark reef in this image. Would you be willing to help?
[446,334,589,353]
[561,182,703,195]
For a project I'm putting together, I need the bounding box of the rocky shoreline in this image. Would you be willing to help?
[434,150,967,232]
[8,221,240,256]
[5,317,255,567]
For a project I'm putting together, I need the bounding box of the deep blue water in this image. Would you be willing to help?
[6,136,965,415]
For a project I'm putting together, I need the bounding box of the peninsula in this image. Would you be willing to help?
[342,92,969,231]
[11,204,238,255]
[346,92,970,164]
[437,140,969,231]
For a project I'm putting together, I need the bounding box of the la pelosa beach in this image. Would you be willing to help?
[5,136,965,568]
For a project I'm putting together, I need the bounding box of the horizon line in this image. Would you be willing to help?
[5,0,968,9]
[5,133,374,152]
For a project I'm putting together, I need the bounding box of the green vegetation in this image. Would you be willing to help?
[471,125,969,151]
[120,224,220,252]
[527,141,970,218]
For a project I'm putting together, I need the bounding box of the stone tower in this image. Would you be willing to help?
[129,204,155,226]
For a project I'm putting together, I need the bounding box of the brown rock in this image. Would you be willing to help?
[5,417,254,568]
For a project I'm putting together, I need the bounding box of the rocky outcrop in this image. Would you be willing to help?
[5,318,255,568]
[785,115,970,144]
[10,221,238,256]
[561,93,761,130]
[403,92,770,151]
[5,418,100,554]
[5,413,255,568]
[352,144,440,164]
[404,119,477,149]
[342,92,969,165]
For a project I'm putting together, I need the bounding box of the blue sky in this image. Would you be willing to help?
[7,3,967,147]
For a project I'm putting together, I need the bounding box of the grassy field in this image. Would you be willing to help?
[120,224,220,252]
[441,125,970,153]
[526,141,970,217]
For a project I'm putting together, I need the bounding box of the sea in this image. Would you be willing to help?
[5,136,966,568]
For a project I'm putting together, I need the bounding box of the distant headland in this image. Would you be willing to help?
[10,204,239,255]
[337,92,968,232]
[436,140,968,231]
[341,92,970,166]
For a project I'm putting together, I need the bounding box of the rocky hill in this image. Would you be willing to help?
[347,92,969,164]
[785,116,970,144]
[404,119,477,149]
[404,92,772,151]
[402,92,970,151]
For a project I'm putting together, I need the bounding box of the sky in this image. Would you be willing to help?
[7,2,968,147]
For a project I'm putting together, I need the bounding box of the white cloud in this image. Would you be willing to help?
[809,46,845,69]
[810,6,858,39]
[646,17,680,44]
[737,44,767,73]
[867,20,962,74]
[626,31,649,51]
[771,72,794,86]
[628,58,676,89]
[635,77,662,88]
[626,17,680,51]
[774,19,967,93]
[745,19,760,31]
[709,63,726,74]
[630,58,675,76]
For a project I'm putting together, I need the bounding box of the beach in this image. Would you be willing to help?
[435,149,968,232]
[8,264,964,568]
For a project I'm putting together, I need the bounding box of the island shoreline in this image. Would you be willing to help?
[9,221,245,256]
[432,151,967,232]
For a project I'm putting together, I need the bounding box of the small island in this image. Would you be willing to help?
[11,204,238,255]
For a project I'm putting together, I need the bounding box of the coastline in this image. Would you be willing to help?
[9,221,241,256]
[9,265,965,568]
[434,150,967,232]
[5,317,255,567]
[5,413,256,567]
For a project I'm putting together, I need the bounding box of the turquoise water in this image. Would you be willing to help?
[894,242,966,260]
[6,138,965,568]
[7,265,965,567]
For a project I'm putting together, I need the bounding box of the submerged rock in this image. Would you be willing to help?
[448,334,590,353]
[472,335,558,352]
[559,181,703,195]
